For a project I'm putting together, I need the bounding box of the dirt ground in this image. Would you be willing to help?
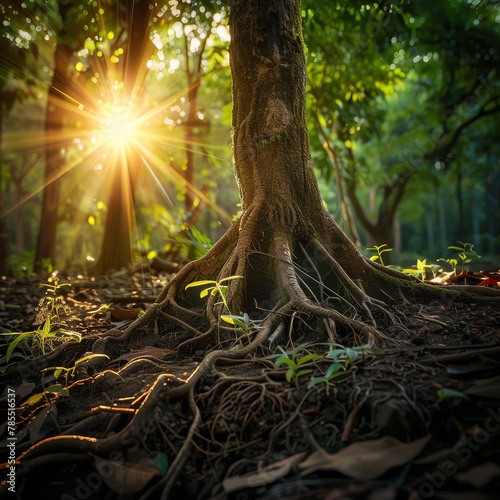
[0,270,499,499]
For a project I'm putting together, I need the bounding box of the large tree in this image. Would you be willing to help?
[136,0,498,356]
[9,1,500,497]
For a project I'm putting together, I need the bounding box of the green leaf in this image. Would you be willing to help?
[325,362,344,379]
[345,347,359,363]
[369,255,380,262]
[327,347,346,360]
[285,369,294,383]
[218,275,243,284]
[6,332,33,362]
[200,287,213,299]
[221,315,236,325]
[437,388,469,400]
[296,353,319,366]
[74,354,110,366]
[296,368,313,377]
[277,357,297,369]
[40,317,51,336]
[185,280,217,290]
[150,452,169,475]
[307,377,327,389]
[45,384,69,396]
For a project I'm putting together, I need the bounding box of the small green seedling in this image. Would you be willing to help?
[20,384,70,408]
[220,312,262,334]
[267,343,319,389]
[402,258,435,281]
[308,344,374,393]
[35,275,72,324]
[447,241,481,272]
[42,353,110,387]
[185,276,243,314]
[366,244,393,267]
[0,317,82,364]
[437,388,470,401]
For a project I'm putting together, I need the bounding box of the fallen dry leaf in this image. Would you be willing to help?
[299,435,431,480]
[93,452,162,494]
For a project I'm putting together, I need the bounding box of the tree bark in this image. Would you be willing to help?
[150,0,499,357]
[94,3,152,274]
[34,41,68,273]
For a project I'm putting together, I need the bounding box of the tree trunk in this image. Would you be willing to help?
[93,3,152,274]
[150,0,423,353]
[34,42,68,273]
[149,0,498,358]
[0,113,9,275]
[93,152,135,273]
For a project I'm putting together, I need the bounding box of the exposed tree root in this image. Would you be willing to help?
[2,210,499,499]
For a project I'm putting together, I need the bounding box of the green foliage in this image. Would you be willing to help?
[402,258,435,281]
[35,275,72,324]
[220,312,262,335]
[20,384,70,408]
[447,241,481,273]
[308,344,374,393]
[437,388,469,401]
[370,241,483,284]
[5,251,35,277]
[0,317,81,364]
[267,343,319,389]
[366,244,393,267]
[185,275,242,315]
[42,353,110,388]
[0,276,80,364]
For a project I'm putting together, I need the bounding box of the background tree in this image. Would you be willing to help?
[0,0,42,274]
[34,0,75,273]
[93,1,154,273]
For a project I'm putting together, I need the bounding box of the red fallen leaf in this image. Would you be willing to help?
[483,271,500,280]
[478,278,499,287]
[444,270,483,284]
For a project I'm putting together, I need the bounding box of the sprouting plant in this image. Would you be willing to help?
[366,244,393,266]
[219,312,262,334]
[185,275,243,315]
[20,384,70,408]
[267,343,319,389]
[35,274,72,325]
[308,344,374,394]
[402,258,435,281]
[42,354,110,388]
[447,241,481,272]
[0,318,81,363]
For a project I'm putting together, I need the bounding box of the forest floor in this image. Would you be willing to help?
[0,269,499,500]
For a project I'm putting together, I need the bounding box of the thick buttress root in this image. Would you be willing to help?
[57,205,500,374]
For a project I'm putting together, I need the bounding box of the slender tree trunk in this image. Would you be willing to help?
[184,80,200,213]
[94,3,152,274]
[0,113,9,275]
[455,161,466,241]
[94,153,134,273]
[34,42,67,273]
